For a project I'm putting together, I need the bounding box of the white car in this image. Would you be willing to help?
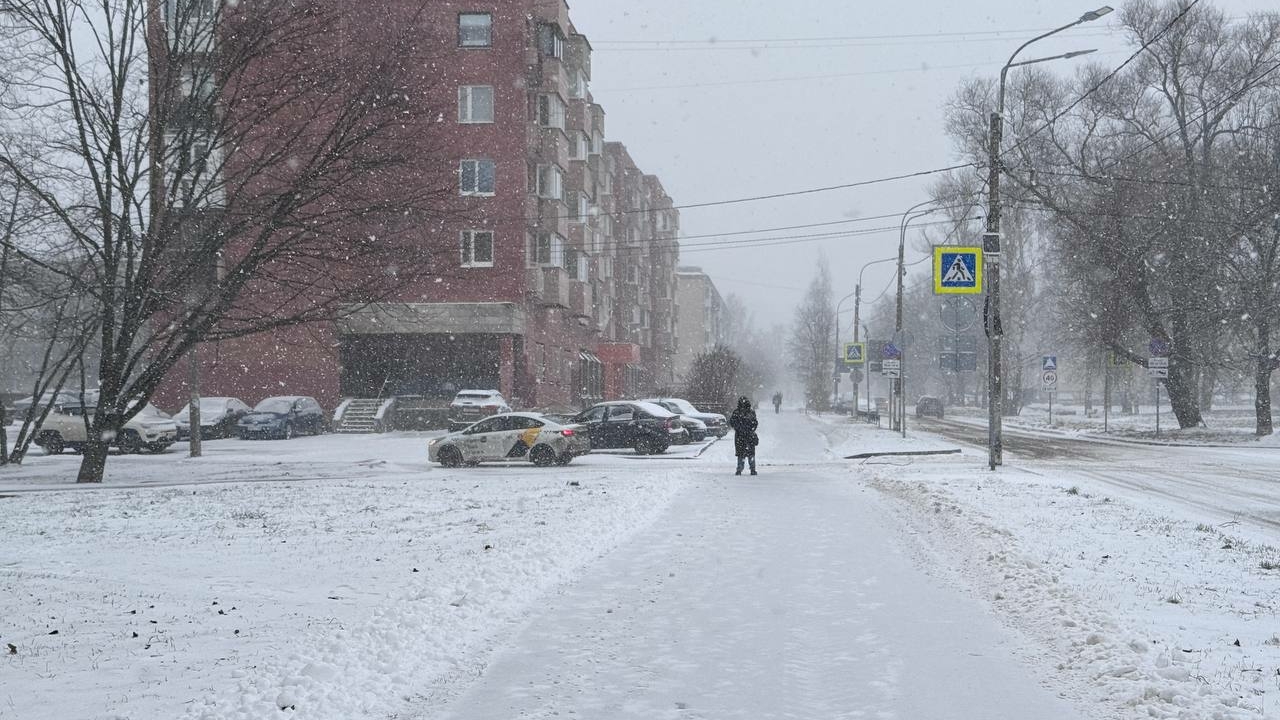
[34,403,179,455]
[448,389,512,430]
[429,412,590,467]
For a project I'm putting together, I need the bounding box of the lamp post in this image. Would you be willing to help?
[895,199,938,436]
[834,289,859,410]
[853,255,898,414]
[986,5,1111,470]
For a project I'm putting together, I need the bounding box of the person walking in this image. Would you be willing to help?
[729,396,759,475]
[772,391,782,414]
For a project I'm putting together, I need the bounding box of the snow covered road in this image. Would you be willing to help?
[916,416,1280,540]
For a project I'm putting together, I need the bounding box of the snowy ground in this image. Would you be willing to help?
[1,414,1277,718]
[946,402,1280,447]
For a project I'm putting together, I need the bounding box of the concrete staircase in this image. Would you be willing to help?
[333,398,387,433]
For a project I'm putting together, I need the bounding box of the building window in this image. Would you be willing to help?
[535,164,563,200]
[537,23,563,58]
[459,159,496,196]
[576,193,590,221]
[564,248,578,279]
[536,343,546,382]
[460,230,494,267]
[591,129,604,155]
[458,85,494,123]
[530,232,565,267]
[599,255,612,279]
[458,13,492,47]
[568,70,588,99]
[537,93,566,130]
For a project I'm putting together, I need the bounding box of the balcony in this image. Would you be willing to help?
[569,280,593,319]
[528,266,570,308]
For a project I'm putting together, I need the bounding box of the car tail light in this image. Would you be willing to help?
[560,429,575,436]
[663,419,672,429]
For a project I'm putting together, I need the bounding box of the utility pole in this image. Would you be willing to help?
[986,5,1111,470]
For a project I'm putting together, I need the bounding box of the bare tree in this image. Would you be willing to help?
[0,0,455,481]
[788,256,835,411]
[941,1,1280,430]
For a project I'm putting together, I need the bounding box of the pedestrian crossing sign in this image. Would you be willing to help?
[933,246,983,295]
[843,342,866,365]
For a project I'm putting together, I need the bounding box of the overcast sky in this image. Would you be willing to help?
[568,0,1276,332]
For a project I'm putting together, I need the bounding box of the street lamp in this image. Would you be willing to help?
[852,255,898,414]
[985,5,1110,470]
[895,199,939,437]
[834,289,859,409]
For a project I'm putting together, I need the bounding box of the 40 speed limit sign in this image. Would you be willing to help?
[1042,369,1058,388]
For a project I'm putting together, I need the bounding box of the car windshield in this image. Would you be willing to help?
[253,398,295,414]
[455,393,494,401]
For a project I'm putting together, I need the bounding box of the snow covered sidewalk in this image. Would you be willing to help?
[426,425,1079,720]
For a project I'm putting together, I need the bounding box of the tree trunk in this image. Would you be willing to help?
[1254,359,1274,437]
[76,441,110,483]
[1255,322,1275,437]
[0,403,8,465]
[1164,360,1204,429]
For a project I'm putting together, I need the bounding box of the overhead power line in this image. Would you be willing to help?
[1001,0,1203,160]
[595,55,1123,93]
[592,31,1118,52]
[592,25,1126,45]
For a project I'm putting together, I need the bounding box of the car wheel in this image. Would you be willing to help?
[438,445,463,468]
[147,442,170,454]
[40,432,65,456]
[530,445,557,467]
[282,423,294,440]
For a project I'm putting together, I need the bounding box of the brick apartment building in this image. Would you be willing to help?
[153,0,681,413]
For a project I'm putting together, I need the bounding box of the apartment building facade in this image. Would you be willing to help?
[673,267,725,385]
[152,0,681,412]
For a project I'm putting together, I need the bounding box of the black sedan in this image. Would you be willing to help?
[238,396,327,440]
[175,397,251,440]
[571,401,680,454]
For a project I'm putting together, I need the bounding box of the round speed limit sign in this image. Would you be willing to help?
[1042,369,1058,388]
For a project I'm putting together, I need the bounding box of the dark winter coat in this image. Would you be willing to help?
[728,406,759,457]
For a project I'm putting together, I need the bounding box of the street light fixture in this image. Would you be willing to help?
[841,255,898,416]
[985,5,1110,470]
[894,199,939,437]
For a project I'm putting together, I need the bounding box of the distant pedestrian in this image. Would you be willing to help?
[772,391,782,414]
[729,396,759,476]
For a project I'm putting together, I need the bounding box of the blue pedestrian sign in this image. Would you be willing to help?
[1042,355,1057,371]
[933,246,984,295]
[1149,338,1171,357]
[882,342,902,360]
[843,342,866,365]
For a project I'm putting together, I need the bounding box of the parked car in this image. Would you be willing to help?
[33,403,178,455]
[429,412,589,468]
[915,396,944,419]
[448,390,512,431]
[7,389,97,420]
[174,397,251,440]
[571,401,681,455]
[237,396,327,440]
[678,416,708,443]
[643,397,728,438]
